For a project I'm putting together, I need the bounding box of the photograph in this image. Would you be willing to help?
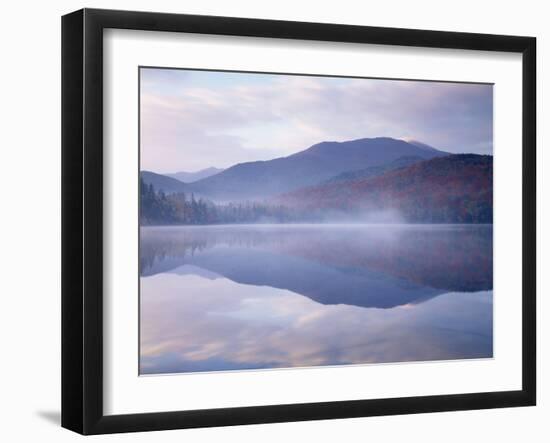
[55,4,539,436]
[138,68,494,375]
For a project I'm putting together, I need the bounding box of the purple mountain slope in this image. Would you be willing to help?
[187,137,448,201]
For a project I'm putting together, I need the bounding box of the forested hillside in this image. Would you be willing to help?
[277,154,493,223]
[140,154,492,225]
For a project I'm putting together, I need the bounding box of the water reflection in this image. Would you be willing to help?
[140,224,493,374]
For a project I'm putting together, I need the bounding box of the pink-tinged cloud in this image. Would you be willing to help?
[140,68,492,173]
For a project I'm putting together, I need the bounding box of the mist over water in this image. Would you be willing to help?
[140,224,493,374]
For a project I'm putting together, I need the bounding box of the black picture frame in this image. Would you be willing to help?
[62,8,536,435]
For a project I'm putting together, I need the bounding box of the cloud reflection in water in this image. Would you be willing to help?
[140,269,492,375]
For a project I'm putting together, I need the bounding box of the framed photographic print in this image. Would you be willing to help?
[61,8,536,435]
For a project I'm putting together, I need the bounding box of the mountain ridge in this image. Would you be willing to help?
[185,137,449,201]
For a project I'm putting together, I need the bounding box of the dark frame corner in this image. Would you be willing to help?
[62,8,536,435]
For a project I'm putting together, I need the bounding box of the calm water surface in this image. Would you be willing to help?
[139,224,493,374]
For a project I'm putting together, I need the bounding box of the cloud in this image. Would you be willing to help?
[140,69,493,172]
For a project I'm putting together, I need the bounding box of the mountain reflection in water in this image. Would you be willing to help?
[139,224,493,374]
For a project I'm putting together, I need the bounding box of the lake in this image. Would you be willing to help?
[139,224,493,375]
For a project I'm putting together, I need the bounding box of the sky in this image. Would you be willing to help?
[140,68,493,173]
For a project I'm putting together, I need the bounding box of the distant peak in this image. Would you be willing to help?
[170,166,223,175]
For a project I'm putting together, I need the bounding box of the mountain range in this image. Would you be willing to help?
[140,137,492,224]
[142,137,448,201]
